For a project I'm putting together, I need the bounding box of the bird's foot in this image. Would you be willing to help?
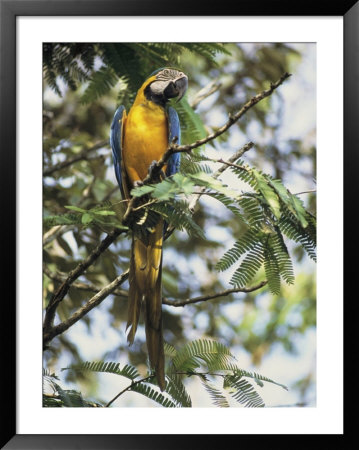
[148,160,166,181]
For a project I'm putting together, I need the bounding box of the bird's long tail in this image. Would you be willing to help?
[126,219,165,391]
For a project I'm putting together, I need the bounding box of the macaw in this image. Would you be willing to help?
[110,68,188,390]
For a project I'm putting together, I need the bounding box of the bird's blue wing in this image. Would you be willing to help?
[110,105,126,198]
[166,106,181,176]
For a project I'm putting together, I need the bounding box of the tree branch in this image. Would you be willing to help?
[187,141,254,213]
[43,269,129,346]
[43,225,77,247]
[43,264,128,298]
[189,80,222,110]
[43,139,109,177]
[43,227,126,334]
[163,280,267,307]
[105,374,155,407]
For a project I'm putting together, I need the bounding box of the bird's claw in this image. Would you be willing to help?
[148,160,165,181]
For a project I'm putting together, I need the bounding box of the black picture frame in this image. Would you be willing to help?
[1,0,356,448]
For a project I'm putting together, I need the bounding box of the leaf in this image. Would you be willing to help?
[289,195,308,228]
[165,374,192,407]
[171,339,235,373]
[150,201,205,240]
[131,184,156,197]
[202,380,229,407]
[252,170,281,219]
[92,210,116,216]
[50,382,86,407]
[224,375,265,407]
[62,361,140,381]
[215,229,262,272]
[130,382,178,408]
[268,178,292,204]
[65,205,87,213]
[81,213,93,225]
[230,242,265,288]
[172,173,196,196]
[174,96,207,145]
[189,172,239,199]
[232,368,288,391]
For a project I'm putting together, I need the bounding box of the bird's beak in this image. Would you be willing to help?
[164,75,188,102]
[174,75,188,102]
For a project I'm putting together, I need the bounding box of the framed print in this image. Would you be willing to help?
[1,0,356,448]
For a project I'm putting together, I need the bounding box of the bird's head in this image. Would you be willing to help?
[143,68,188,106]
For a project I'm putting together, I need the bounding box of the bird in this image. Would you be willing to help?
[110,68,188,390]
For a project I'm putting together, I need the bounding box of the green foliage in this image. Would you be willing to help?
[63,361,140,380]
[202,380,230,407]
[43,42,230,105]
[174,97,208,145]
[129,382,178,408]
[43,42,316,407]
[44,339,287,408]
[223,375,265,407]
[43,201,128,231]
[43,43,225,147]
[150,201,205,240]
[170,338,235,373]
[165,373,192,407]
[43,371,101,407]
[213,161,315,294]
[129,156,316,295]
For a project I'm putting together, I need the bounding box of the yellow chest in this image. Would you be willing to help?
[123,102,168,184]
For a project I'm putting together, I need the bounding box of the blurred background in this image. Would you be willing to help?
[43,42,316,407]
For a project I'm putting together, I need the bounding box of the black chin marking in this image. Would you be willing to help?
[144,84,167,107]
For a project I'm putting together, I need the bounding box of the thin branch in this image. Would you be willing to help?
[43,264,128,298]
[44,139,109,177]
[45,260,266,310]
[190,80,222,110]
[163,280,267,307]
[105,374,155,407]
[209,158,248,172]
[43,269,129,346]
[294,189,316,195]
[43,223,82,247]
[43,227,126,334]
[212,142,254,177]
[187,141,254,213]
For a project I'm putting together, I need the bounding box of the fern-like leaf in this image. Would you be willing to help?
[165,374,192,407]
[215,229,262,272]
[201,380,230,407]
[62,361,140,381]
[230,241,265,288]
[149,201,205,240]
[171,339,234,372]
[81,66,119,103]
[224,375,265,407]
[263,235,282,295]
[232,368,288,391]
[130,382,177,408]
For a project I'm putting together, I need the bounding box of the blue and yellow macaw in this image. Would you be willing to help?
[110,68,188,390]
